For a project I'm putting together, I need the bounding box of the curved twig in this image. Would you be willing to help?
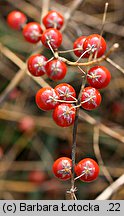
[96,174,124,200]
[93,126,113,184]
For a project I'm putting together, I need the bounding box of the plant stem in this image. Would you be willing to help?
[59,43,119,67]
[70,74,86,199]
[71,108,79,190]
[70,51,93,199]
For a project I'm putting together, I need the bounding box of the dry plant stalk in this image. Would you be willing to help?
[96,174,124,200]
[93,126,113,184]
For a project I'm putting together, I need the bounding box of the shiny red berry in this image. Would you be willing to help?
[87,66,111,89]
[7,10,27,30]
[29,171,47,185]
[46,59,67,81]
[41,28,62,49]
[43,10,64,30]
[36,87,59,111]
[28,54,48,76]
[81,87,101,110]
[53,103,75,127]
[54,83,76,101]
[75,158,99,182]
[52,157,72,180]
[23,22,43,43]
[73,36,89,58]
[83,34,106,58]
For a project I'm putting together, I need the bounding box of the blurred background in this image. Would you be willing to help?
[0,0,124,200]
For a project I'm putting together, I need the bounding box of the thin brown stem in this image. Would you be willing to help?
[77,66,86,75]
[94,2,108,60]
[93,126,113,184]
[100,2,109,37]
[59,47,82,54]
[47,40,56,56]
[76,48,91,63]
[70,48,94,199]
[70,87,85,199]
[106,57,124,74]
[61,0,85,32]
[52,98,77,104]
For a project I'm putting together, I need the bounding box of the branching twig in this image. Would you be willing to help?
[0,39,119,105]
[59,43,119,66]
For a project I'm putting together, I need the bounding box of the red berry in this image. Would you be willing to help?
[23,22,43,43]
[28,54,48,76]
[87,66,111,89]
[29,171,47,185]
[53,103,75,127]
[75,158,99,182]
[36,87,59,111]
[55,83,76,101]
[81,87,101,110]
[18,116,35,132]
[7,10,27,30]
[83,34,106,58]
[46,59,67,81]
[52,157,72,180]
[73,36,89,58]
[43,10,64,30]
[41,28,62,49]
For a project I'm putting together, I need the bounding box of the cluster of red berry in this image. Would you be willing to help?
[53,157,99,182]
[7,9,111,183]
